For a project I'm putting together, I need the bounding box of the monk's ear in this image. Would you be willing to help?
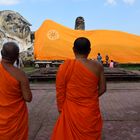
[72,47,74,51]
[73,47,77,53]
[89,48,91,53]
[73,47,77,56]
[1,49,5,57]
[17,53,19,58]
[1,50,3,55]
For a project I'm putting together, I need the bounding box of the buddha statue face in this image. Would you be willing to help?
[0,11,31,39]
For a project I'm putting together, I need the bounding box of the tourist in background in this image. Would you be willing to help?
[14,57,24,68]
[97,53,102,63]
[105,54,109,67]
[109,60,114,68]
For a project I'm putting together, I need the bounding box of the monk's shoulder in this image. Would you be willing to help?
[13,67,28,82]
[63,59,73,65]
[89,59,100,66]
[89,60,103,72]
[60,59,72,68]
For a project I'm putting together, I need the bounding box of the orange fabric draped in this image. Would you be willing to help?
[0,64,28,140]
[34,20,140,63]
[51,59,102,140]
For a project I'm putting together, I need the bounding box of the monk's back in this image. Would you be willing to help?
[0,63,28,140]
[77,59,102,77]
[0,64,23,104]
[62,59,100,109]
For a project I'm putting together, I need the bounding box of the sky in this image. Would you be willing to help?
[0,0,140,35]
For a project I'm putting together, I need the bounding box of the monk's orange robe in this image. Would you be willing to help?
[51,59,102,140]
[0,64,28,140]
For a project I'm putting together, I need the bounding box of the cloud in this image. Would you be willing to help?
[105,0,136,5]
[0,0,20,5]
[123,0,136,5]
[105,0,117,5]
[71,0,89,1]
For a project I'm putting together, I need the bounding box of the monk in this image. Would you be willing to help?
[51,37,106,140]
[0,42,32,140]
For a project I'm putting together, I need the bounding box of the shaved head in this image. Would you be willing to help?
[1,42,19,62]
[73,37,91,55]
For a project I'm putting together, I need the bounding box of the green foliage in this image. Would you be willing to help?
[22,67,36,74]
[119,64,140,70]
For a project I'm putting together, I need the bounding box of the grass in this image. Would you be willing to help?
[121,67,140,70]
[22,67,37,74]
[119,65,140,71]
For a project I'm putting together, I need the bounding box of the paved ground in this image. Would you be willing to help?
[28,82,140,140]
